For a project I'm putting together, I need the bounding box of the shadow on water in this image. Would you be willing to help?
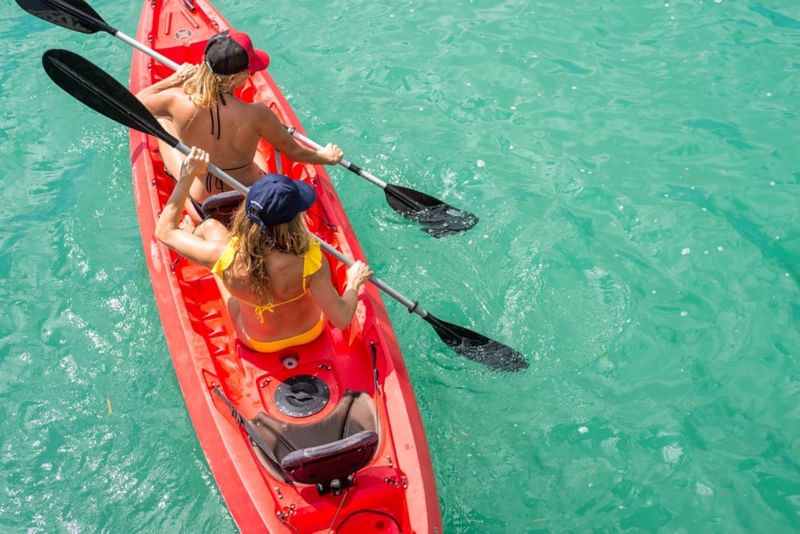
[682,119,759,152]
[749,6,800,30]
[664,183,800,283]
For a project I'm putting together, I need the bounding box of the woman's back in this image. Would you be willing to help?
[167,90,264,173]
[220,244,323,342]
[137,30,343,218]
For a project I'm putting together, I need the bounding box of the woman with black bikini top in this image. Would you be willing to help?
[136,30,343,222]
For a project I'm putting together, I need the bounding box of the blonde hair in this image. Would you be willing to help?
[227,206,311,298]
[183,63,247,108]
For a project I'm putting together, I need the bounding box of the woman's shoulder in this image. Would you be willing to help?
[168,89,201,117]
[222,99,268,128]
[233,98,268,113]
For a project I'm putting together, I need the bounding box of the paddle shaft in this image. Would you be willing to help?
[113,30,395,193]
[114,30,180,71]
[171,141,428,318]
[37,24,520,367]
[94,31,432,321]
[285,128,388,189]
[115,28,439,215]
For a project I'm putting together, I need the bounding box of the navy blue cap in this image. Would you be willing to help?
[246,174,316,228]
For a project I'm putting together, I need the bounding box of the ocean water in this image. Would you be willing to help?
[1,0,799,532]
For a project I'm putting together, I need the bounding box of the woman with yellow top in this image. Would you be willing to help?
[155,147,372,352]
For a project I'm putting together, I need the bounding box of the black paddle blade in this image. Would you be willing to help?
[16,0,114,34]
[42,49,178,146]
[423,313,528,372]
[385,185,479,237]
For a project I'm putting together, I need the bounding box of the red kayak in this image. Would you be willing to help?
[129,1,442,532]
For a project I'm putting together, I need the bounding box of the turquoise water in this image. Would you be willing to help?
[1,0,799,531]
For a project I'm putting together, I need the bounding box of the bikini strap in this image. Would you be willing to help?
[211,236,239,277]
[252,303,274,324]
[209,102,222,140]
[209,92,228,140]
[302,241,322,290]
[214,239,321,322]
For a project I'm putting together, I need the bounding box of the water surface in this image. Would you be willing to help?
[1,0,799,532]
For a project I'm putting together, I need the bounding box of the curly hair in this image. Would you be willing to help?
[225,206,311,298]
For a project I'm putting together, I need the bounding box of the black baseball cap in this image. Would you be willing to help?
[204,30,270,75]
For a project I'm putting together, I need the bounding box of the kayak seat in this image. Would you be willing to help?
[162,162,244,226]
[200,191,244,226]
[250,390,378,493]
[280,430,379,494]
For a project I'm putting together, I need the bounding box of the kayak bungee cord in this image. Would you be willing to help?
[211,385,289,480]
[326,484,352,533]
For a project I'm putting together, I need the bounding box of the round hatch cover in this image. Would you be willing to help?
[275,375,330,417]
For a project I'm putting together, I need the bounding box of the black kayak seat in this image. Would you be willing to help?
[250,391,379,493]
[163,163,244,224]
[281,430,379,490]
[199,191,244,222]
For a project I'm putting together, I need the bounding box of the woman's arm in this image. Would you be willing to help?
[256,104,343,165]
[308,257,372,329]
[155,147,224,268]
[136,63,196,116]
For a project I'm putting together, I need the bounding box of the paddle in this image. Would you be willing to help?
[41,49,527,372]
[284,127,479,237]
[16,0,480,237]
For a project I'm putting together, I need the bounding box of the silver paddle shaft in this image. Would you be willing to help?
[286,128,388,190]
[121,31,428,316]
[115,31,181,71]
[119,30,390,191]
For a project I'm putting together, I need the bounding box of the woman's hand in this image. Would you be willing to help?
[162,63,197,87]
[179,147,209,181]
[345,260,372,292]
[316,143,344,165]
[167,63,197,87]
[176,63,197,81]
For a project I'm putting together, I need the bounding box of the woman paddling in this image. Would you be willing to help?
[155,147,372,352]
[138,30,342,222]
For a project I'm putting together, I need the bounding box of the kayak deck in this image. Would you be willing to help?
[129,1,441,532]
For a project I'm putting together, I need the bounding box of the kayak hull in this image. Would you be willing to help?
[128,1,442,532]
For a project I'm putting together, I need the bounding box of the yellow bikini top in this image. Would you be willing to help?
[211,236,322,323]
